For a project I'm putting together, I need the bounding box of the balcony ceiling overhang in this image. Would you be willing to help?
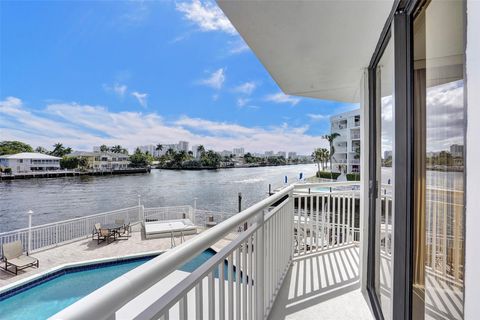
[217,0,394,103]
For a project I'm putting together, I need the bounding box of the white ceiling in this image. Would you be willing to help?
[218,0,394,103]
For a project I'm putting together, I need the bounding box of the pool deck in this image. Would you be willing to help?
[0,227,234,289]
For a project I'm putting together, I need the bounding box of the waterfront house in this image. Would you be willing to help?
[0,152,61,174]
[1,1,478,320]
[71,151,130,171]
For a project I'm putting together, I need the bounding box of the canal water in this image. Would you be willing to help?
[0,164,317,232]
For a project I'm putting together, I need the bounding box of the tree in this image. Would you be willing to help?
[312,148,330,172]
[60,156,79,169]
[50,143,72,157]
[0,141,33,155]
[35,146,49,154]
[110,145,123,153]
[323,133,340,178]
[156,144,163,153]
[200,150,221,167]
[129,148,152,167]
[99,145,109,152]
[196,145,205,156]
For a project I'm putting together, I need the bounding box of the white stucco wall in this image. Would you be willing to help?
[464,0,480,318]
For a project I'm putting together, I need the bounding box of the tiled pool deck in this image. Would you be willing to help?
[0,227,233,288]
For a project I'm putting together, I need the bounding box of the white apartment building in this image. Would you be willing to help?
[138,145,157,157]
[264,151,274,157]
[177,141,189,152]
[232,147,244,157]
[288,151,297,159]
[330,109,361,174]
[0,152,61,173]
[277,151,286,158]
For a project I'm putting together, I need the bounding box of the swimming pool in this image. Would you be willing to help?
[0,249,217,320]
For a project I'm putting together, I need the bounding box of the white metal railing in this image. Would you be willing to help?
[52,184,297,320]
[52,181,360,320]
[293,189,360,256]
[0,205,235,258]
[0,206,141,257]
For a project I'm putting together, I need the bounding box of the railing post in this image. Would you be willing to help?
[255,209,265,320]
[193,197,197,225]
[138,194,142,222]
[27,210,33,253]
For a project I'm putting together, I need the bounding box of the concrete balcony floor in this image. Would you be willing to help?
[269,245,373,320]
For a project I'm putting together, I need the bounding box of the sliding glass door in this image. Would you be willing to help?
[412,1,466,319]
[368,1,466,319]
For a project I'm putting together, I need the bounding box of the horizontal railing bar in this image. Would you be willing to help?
[0,206,141,235]
[133,221,261,320]
[51,185,295,320]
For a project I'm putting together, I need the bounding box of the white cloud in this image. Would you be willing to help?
[176,0,236,35]
[0,97,328,154]
[265,92,301,106]
[103,83,128,98]
[228,39,249,54]
[237,97,250,107]
[198,68,225,90]
[307,114,329,121]
[233,81,256,95]
[131,91,148,108]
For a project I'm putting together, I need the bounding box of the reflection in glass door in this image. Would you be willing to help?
[374,35,395,320]
[412,1,466,319]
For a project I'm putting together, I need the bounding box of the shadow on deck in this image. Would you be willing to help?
[269,245,373,320]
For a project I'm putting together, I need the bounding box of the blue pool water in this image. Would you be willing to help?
[0,250,216,320]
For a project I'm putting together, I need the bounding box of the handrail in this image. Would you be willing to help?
[0,206,141,235]
[51,184,295,320]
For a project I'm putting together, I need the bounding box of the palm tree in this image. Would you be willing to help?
[323,133,340,179]
[111,145,123,153]
[312,148,330,173]
[156,144,163,152]
[196,145,205,156]
[50,143,72,157]
[99,145,109,152]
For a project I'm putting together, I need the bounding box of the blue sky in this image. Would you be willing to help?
[0,0,357,154]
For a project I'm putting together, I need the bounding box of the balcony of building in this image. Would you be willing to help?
[8,182,367,320]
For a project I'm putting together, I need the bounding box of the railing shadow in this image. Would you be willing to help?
[269,245,361,319]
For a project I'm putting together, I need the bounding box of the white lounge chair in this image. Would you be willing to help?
[1,240,39,275]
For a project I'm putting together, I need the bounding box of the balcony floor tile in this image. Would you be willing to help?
[269,245,373,320]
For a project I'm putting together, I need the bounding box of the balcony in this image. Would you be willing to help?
[39,182,370,320]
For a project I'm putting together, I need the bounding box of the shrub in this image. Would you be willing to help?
[346,173,361,181]
[316,171,341,180]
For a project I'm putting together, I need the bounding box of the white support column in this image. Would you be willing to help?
[137,194,142,222]
[464,1,480,318]
[359,69,370,292]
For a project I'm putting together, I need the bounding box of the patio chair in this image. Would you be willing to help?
[97,228,116,244]
[115,219,131,238]
[92,223,101,240]
[1,240,39,275]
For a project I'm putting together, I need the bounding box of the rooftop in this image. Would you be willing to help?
[0,152,61,160]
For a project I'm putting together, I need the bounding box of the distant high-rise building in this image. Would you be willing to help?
[450,144,464,157]
[288,152,297,159]
[138,145,156,156]
[277,151,286,158]
[221,150,233,157]
[330,108,361,174]
[265,151,274,157]
[233,148,245,157]
[383,150,393,160]
[178,141,189,152]
[191,145,200,158]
